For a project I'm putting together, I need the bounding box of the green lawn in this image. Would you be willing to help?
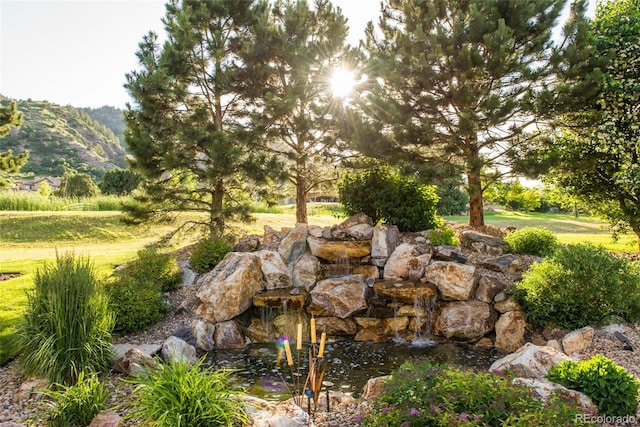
[0,208,636,364]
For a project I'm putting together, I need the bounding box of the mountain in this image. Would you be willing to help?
[0,97,128,181]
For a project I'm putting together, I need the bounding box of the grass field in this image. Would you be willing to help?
[0,207,636,364]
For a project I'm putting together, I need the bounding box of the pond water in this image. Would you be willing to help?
[205,340,499,400]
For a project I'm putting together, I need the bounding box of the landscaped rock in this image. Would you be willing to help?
[178,260,198,287]
[309,274,368,318]
[373,280,437,304]
[278,224,308,265]
[479,254,522,274]
[352,264,380,281]
[161,336,197,365]
[383,243,418,279]
[384,316,409,335]
[214,320,245,349]
[346,223,374,240]
[192,319,216,351]
[89,411,121,427]
[307,236,371,261]
[425,261,476,301]
[253,288,307,310]
[315,316,358,336]
[513,378,598,414]
[243,395,310,427]
[460,230,508,255]
[355,327,388,342]
[232,234,261,252]
[475,275,508,303]
[494,297,521,313]
[196,252,263,323]
[361,376,390,400]
[562,326,595,356]
[432,245,467,263]
[112,348,160,375]
[292,252,320,290]
[494,310,526,352]
[434,301,496,341]
[255,250,292,290]
[245,318,274,343]
[489,343,574,378]
[371,224,399,265]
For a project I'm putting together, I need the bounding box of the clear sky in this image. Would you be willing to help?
[0,0,596,110]
[0,0,379,109]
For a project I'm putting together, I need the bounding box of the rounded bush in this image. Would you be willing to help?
[515,244,640,329]
[504,227,558,257]
[189,237,232,274]
[124,247,182,292]
[548,355,639,416]
[428,225,460,246]
[338,167,440,232]
[108,275,169,333]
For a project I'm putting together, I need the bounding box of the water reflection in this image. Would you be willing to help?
[205,341,499,401]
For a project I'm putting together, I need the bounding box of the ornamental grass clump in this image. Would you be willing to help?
[547,355,639,416]
[124,358,249,427]
[40,371,108,427]
[363,361,584,427]
[514,243,640,329]
[15,253,114,385]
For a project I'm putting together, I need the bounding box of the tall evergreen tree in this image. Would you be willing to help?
[124,0,283,237]
[255,0,352,224]
[540,0,640,249]
[0,100,28,187]
[348,0,591,227]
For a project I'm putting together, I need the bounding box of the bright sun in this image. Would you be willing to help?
[329,67,356,98]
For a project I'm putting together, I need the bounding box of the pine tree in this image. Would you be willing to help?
[349,0,591,227]
[254,0,352,224]
[0,100,28,187]
[124,0,284,237]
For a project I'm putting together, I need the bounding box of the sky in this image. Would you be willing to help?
[0,0,380,109]
[0,0,596,110]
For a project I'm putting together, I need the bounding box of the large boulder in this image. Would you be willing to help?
[383,243,419,280]
[460,230,508,256]
[314,316,358,336]
[307,236,371,262]
[434,301,496,341]
[161,336,197,365]
[255,250,292,290]
[373,280,437,304]
[192,319,216,351]
[475,275,508,303]
[513,378,598,414]
[490,343,575,378]
[196,252,264,323]
[425,261,476,301]
[308,274,368,318]
[112,348,160,376]
[278,224,308,265]
[494,310,526,352]
[243,396,310,427]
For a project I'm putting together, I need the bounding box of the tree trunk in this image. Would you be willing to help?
[210,179,225,238]
[467,168,485,227]
[296,169,308,224]
[634,228,640,253]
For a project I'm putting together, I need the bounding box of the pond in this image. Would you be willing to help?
[205,340,499,400]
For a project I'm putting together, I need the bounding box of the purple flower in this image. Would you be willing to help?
[459,412,468,421]
[381,406,393,414]
[351,414,364,423]
[408,407,422,417]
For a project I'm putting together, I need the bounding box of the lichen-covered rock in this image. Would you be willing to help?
[562,326,594,356]
[255,250,292,290]
[292,252,320,290]
[434,301,496,341]
[192,319,216,351]
[425,261,476,301]
[161,336,197,365]
[214,320,245,349]
[383,243,419,279]
[490,343,574,378]
[307,236,371,261]
[495,310,526,352]
[278,224,308,265]
[196,252,263,323]
[308,274,368,318]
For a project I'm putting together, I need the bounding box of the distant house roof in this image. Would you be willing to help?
[13,176,61,190]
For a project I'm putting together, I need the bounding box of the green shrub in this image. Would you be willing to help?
[338,167,440,232]
[189,237,232,274]
[362,361,583,427]
[14,254,114,385]
[428,225,460,246]
[124,247,182,292]
[514,244,640,329]
[547,355,639,416]
[124,359,249,427]
[41,371,108,426]
[108,275,169,333]
[504,227,558,257]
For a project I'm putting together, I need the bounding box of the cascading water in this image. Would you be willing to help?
[411,293,438,346]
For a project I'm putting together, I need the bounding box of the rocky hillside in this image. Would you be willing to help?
[0,96,127,181]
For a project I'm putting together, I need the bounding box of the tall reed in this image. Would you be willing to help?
[0,192,128,211]
[14,253,114,385]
